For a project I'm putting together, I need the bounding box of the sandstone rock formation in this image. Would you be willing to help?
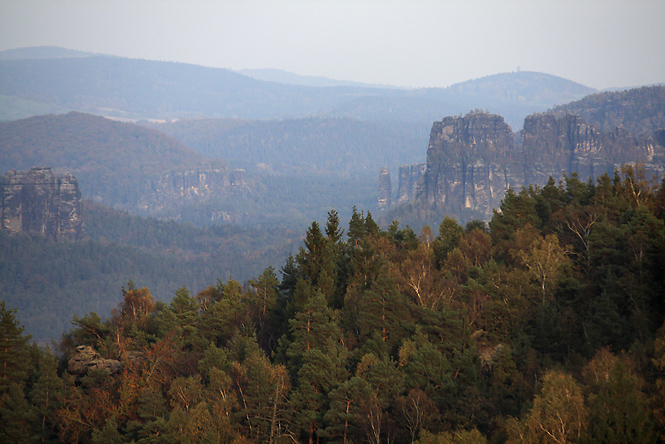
[377,163,426,210]
[397,163,426,205]
[1,167,84,241]
[519,113,659,185]
[68,345,122,375]
[378,166,392,211]
[137,168,249,214]
[417,112,519,217]
[394,110,664,223]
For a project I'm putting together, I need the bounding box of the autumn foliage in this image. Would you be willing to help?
[1,169,665,443]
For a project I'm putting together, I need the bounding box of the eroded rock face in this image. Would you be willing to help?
[410,111,664,221]
[1,167,84,241]
[396,163,426,205]
[378,166,392,211]
[417,112,518,216]
[138,168,249,214]
[68,345,122,375]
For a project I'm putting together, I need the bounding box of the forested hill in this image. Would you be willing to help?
[0,111,379,228]
[1,167,664,443]
[0,111,223,206]
[142,117,430,176]
[448,71,596,106]
[0,111,207,173]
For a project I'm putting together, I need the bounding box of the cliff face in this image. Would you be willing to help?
[520,113,661,184]
[378,167,392,211]
[397,163,426,205]
[408,111,664,221]
[1,167,84,241]
[137,168,250,216]
[377,163,426,210]
[417,112,519,216]
[551,85,665,136]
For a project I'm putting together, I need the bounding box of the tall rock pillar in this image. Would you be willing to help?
[378,166,392,211]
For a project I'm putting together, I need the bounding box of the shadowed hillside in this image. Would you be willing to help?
[0,112,224,207]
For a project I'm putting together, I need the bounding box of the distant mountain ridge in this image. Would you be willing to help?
[0,46,598,129]
[0,45,98,60]
[238,68,399,89]
[448,71,596,107]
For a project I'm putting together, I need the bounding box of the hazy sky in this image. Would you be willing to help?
[1,0,663,89]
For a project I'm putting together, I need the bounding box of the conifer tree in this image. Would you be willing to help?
[432,217,463,267]
[249,267,280,350]
[325,209,344,243]
[348,206,366,247]
[0,383,38,443]
[0,300,32,394]
[30,347,64,443]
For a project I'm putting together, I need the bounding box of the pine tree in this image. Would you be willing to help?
[29,347,64,443]
[322,377,375,444]
[432,217,463,267]
[155,287,204,352]
[0,382,38,443]
[248,267,280,350]
[325,209,344,243]
[348,206,366,248]
[0,300,32,394]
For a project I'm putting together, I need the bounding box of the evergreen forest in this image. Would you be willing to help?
[2,167,665,444]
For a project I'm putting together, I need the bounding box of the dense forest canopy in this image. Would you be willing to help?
[2,166,664,443]
[141,117,430,178]
[0,200,302,344]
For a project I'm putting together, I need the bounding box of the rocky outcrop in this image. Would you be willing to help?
[377,163,426,210]
[397,163,426,204]
[408,111,664,221]
[416,112,519,216]
[68,345,122,375]
[1,167,84,241]
[519,113,659,184]
[378,166,392,211]
[138,168,249,214]
[67,345,148,376]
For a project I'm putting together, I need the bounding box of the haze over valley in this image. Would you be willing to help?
[1,2,665,442]
[1,45,664,344]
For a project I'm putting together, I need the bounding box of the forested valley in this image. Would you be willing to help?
[2,167,665,443]
[0,200,301,344]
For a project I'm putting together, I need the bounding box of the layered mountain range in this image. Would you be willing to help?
[0,46,596,129]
